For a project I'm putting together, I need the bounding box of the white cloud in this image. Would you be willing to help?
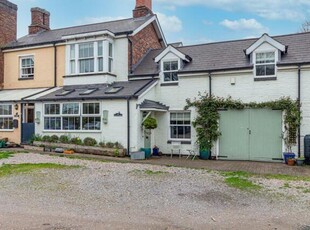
[76,16,126,25]
[156,12,183,33]
[157,0,307,21]
[220,18,268,33]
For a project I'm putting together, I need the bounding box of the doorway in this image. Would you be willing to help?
[21,103,35,144]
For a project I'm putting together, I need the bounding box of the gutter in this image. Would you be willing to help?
[209,72,212,96]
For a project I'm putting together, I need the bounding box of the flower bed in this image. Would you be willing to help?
[32,141,126,157]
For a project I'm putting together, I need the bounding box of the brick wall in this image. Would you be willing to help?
[129,23,163,72]
[29,7,50,35]
[0,0,17,88]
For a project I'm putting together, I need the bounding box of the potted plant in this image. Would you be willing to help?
[282,131,296,164]
[153,145,159,156]
[287,157,296,166]
[296,157,305,166]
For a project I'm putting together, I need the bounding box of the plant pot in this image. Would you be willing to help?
[199,149,211,160]
[153,148,159,156]
[283,152,295,164]
[140,148,152,159]
[296,159,304,166]
[287,158,295,166]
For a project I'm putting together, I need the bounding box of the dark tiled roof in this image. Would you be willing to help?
[139,99,169,111]
[5,15,153,49]
[35,80,156,101]
[131,32,310,76]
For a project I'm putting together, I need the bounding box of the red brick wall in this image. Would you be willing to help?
[0,0,17,88]
[135,0,152,10]
[129,23,163,71]
[29,7,50,35]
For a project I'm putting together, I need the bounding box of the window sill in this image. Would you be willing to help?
[18,77,34,81]
[160,82,179,87]
[0,129,14,132]
[167,140,192,145]
[64,72,116,78]
[254,77,277,81]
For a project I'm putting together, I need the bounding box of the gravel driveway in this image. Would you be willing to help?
[0,153,309,230]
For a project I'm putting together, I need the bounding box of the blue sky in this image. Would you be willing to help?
[13,0,310,45]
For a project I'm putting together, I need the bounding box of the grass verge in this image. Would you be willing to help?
[0,163,79,177]
[221,171,261,191]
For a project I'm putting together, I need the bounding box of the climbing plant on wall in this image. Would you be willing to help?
[185,94,301,152]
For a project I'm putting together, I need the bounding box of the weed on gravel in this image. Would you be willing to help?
[130,169,168,176]
[0,163,80,177]
[0,151,15,160]
[221,171,262,191]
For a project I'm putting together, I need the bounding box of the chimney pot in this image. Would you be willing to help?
[133,0,153,18]
[29,7,50,34]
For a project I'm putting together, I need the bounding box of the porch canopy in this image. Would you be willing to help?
[0,88,50,103]
[139,99,169,112]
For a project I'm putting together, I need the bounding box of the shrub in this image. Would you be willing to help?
[114,142,124,149]
[50,135,59,143]
[99,142,106,148]
[114,149,120,157]
[59,135,70,144]
[83,137,97,146]
[42,135,51,142]
[143,117,157,129]
[106,142,115,148]
[30,134,42,143]
[70,137,82,145]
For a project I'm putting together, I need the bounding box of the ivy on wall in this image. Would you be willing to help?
[185,94,301,152]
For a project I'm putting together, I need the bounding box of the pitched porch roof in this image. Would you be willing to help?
[139,99,169,112]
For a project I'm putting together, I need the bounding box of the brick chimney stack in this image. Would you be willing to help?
[0,0,17,88]
[28,7,50,35]
[133,0,153,18]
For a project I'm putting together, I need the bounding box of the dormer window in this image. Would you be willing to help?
[163,60,179,82]
[255,51,276,77]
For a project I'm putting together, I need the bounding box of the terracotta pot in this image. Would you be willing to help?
[287,158,295,166]
[64,150,74,155]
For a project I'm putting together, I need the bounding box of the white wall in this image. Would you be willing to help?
[114,38,129,81]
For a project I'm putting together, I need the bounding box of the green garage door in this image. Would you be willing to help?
[219,109,282,161]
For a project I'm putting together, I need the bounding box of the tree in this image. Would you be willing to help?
[300,20,310,32]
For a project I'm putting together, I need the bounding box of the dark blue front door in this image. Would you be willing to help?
[22,123,35,144]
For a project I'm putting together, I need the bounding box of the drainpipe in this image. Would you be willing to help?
[127,97,131,156]
[298,65,301,158]
[208,72,212,97]
[127,35,133,74]
[53,43,57,87]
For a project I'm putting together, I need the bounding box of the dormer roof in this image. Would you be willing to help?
[154,45,192,63]
[245,33,287,55]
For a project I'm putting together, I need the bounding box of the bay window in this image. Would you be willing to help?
[44,102,101,131]
[67,40,114,75]
[0,105,13,130]
[170,112,191,140]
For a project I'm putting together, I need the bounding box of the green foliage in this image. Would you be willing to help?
[114,148,120,157]
[185,94,301,151]
[50,135,59,143]
[224,176,261,191]
[83,137,97,146]
[99,142,106,148]
[106,142,115,148]
[0,151,14,160]
[0,163,79,177]
[42,135,52,142]
[30,134,42,144]
[114,142,124,149]
[70,137,83,145]
[143,117,158,129]
[59,135,70,144]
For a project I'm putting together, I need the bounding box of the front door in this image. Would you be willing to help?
[21,103,35,144]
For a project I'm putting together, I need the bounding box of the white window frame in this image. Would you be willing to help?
[161,59,180,83]
[253,50,277,78]
[43,103,62,131]
[66,38,114,75]
[168,111,191,141]
[0,104,14,131]
[43,102,102,132]
[19,55,34,79]
[108,42,114,73]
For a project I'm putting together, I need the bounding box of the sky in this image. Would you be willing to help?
[12,0,310,45]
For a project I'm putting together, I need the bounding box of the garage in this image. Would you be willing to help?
[218,109,283,161]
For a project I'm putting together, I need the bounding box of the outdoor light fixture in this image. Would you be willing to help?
[35,111,41,124]
[102,110,109,124]
[14,104,19,110]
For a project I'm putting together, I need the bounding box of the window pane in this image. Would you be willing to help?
[163,62,170,71]
[45,104,60,115]
[256,65,266,76]
[169,112,191,139]
[98,41,103,56]
[172,72,178,81]
[79,43,94,58]
[266,64,275,75]
[171,61,178,70]
[70,45,75,59]
[109,58,113,72]
[44,117,61,130]
[0,117,13,130]
[0,105,12,115]
[170,126,177,139]
[164,72,171,82]
[79,59,94,73]
[82,117,101,130]
[98,57,103,72]
[83,103,100,115]
[109,43,113,57]
[63,117,80,130]
[70,60,76,74]
[62,103,79,115]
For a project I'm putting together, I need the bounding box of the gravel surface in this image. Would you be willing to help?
[0,153,310,230]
